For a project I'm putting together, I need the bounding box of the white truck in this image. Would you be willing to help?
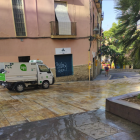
[0,60,54,92]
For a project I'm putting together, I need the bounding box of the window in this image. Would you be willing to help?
[18,56,30,62]
[38,65,50,73]
[12,0,26,36]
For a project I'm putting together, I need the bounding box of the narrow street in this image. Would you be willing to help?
[0,71,140,139]
[94,70,140,80]
[109,70,140,80]
[1,0,140,139]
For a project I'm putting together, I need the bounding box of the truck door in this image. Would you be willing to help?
[37,65,53,85]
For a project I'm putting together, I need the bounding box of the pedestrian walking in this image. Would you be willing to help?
[105,65,109,77]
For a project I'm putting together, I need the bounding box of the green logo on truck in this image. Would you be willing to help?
[0,73,5,81]
[20,64,27,71]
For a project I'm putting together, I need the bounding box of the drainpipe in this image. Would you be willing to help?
[88,0,93,81]
[36,0,39,36]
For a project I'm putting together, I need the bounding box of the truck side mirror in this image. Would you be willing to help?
[48,68,51,73]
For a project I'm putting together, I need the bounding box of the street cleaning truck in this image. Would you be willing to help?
[0,60,54,92]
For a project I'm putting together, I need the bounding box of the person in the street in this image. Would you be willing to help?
[105,64,109,77]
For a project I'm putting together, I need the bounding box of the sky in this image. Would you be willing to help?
[102,1,118,31]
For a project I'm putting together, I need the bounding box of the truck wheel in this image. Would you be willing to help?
[7,87,12,91]
[42,81,49,89]
[15,83,24,92]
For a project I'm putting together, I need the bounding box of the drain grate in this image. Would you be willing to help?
[75,122,118,139]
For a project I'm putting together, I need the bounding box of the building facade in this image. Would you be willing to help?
[0,0,103,82]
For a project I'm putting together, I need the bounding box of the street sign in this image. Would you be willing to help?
[55,48,71,54]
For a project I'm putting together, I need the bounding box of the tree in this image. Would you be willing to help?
[101,22,126,68]
[104,23,118,38]
[114,0,140,67]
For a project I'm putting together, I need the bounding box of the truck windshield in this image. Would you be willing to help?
[38,65,50,73]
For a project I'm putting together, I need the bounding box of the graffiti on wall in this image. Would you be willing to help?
[56,62,67,74]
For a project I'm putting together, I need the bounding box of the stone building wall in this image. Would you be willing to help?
[51,64,94,82]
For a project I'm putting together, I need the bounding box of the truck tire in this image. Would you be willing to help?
[42,81,49,89]
[15,83,24,92]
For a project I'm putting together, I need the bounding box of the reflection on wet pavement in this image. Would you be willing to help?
[0,78,140,128]
[0,108,140,140]
[76,122,118,139]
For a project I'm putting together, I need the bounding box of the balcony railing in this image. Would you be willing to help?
[94,0,102,13]
[50,21,76,38]
[95,0,102,7]
[101,12,104,20]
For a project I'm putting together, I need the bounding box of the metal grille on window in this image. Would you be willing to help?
[12,0,26,36]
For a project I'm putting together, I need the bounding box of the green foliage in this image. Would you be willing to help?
[101,22,128,67]
[137,94,140,99]
[104,23,118,38]
[114,0,140,67]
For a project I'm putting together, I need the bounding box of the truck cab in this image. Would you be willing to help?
[37,63,54,87]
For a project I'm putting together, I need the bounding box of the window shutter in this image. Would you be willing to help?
[54,2,71,35]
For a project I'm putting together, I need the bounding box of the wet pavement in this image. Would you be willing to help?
[1,108,140,140]
[0,72,140,139]
[0,77,140,128]
[110,71,140,80]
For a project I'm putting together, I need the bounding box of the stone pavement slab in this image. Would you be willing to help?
[94,74,111,81]
[76,122,118,139]
[0,77,140,128]
[93,70,113,81]
[0,108,140,140]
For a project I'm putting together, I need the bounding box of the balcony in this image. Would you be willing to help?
[94,0,102,13]
[50,21,77,38]
[101,12,104,21]
[98,8,102,13]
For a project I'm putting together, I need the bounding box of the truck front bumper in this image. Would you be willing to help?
[1,82,8,87]
[51,77,55,85]
[1,82,14,89]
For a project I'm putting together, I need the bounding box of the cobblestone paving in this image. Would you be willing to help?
[0,77,140,128]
